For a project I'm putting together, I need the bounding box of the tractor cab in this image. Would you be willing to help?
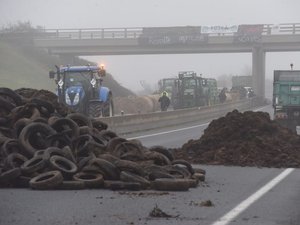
[173,71,209,109]
[49,65,113,117]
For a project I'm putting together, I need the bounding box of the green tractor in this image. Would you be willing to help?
[173,71,211,109]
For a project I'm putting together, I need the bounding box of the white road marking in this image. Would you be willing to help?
[210,168,295,225]
[127,122,209,140]
[254,105,270,112]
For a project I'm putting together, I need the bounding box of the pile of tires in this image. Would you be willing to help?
[0,87,205,191]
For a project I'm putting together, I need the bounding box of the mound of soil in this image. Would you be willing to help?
[174,110,300,168]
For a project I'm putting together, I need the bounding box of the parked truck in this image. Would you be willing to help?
[273,69,300,132]
[49,65,114,117]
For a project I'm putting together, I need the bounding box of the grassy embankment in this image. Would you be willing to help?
[0,38,133,97]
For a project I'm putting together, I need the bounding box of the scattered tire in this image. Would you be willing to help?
[55,180,85,190]
[13,118,31,138]
[148,171,175,181]
[49,155,78,177]
[43,147,67,162]
[51,118,80,139]
[106,137,127,153]
[19,122,56,156]
[120,171,150,189]
[88,158,120,180]
[194,168,206,175]
[21,155,47,175]
[0,87,23,106]
[2,139,24,156]
[171,159,195,175]
[104,180,141,191]
[29,170,63,190]
[99,130,118,141]
[0,97,15,116]
[152,178,190,191]
[67,113,93,128]
[149,145,174,162]
[92,120,108,131]
[186,178,199,188]
[114,159,145,177]
[30,98,55,117]
[0,168,21,182]
[13,175,31,188]
[73,172,104,188]
[192,172,205,182]
[4,153,28,169]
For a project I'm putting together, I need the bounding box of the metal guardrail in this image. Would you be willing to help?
[2,23,299,40]
[100,97,266,135]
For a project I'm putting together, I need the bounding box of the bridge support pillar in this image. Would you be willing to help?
[252,47,265,98]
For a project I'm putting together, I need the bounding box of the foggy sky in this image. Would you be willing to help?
[1,0,300,93]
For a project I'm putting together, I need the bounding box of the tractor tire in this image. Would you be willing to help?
[102,96,114,117]
[88,101,103,118]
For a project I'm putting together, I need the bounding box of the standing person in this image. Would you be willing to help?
[219,88,227,103]
[158,91,170,111]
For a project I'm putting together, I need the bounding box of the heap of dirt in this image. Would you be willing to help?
[174,110,300,168]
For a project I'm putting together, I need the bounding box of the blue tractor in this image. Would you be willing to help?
[49,65,114,117]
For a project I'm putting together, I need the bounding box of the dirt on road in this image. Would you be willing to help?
[174,110,300,168]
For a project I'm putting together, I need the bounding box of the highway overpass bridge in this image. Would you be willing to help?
[29,23,300,97]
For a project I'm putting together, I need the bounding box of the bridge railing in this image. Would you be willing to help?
[2,23,300,40]
[30,27,144,40]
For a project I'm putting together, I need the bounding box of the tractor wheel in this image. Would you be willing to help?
[88,101,103,118]
[102,95,114,117]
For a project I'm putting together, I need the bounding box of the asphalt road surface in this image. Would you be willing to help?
[1,105,299,225]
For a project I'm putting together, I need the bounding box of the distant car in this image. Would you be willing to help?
[244,87,254,98]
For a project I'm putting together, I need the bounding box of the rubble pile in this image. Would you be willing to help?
[0,87,204,191]
[174,110,300,168]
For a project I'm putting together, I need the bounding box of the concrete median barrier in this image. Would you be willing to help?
[100,97,266,135]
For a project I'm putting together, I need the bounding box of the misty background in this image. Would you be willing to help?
[1,0,300,98]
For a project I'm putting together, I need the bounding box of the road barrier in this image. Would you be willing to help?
[100,97,267,135]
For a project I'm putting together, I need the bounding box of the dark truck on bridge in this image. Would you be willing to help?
[273,69,300,132]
